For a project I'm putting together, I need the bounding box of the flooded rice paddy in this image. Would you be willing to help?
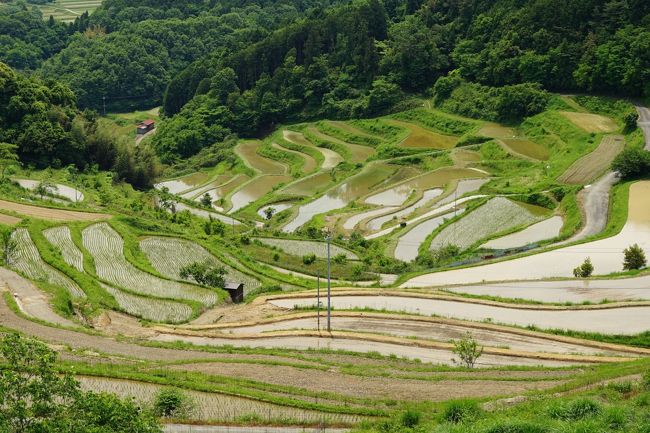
[271,142,318,173]
[445,276,650,303]
[387,120,458,149]
[282,163,398,232]
[283,130,343,169]
[306,127,374,163]
[155,172,211,194]
[281,172,334,196]
[403,181,650,287]
[394,209,465,262]
[16,179,84,202]
[228,175,291,213]
[257,203,292,219]
[271,295,650,334]
[482,216,564,249]
[343,207,397,230]
[236,141,287,175]
[500,139,550,160]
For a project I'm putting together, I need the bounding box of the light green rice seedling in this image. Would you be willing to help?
[10,228,85,298]
[82,223,216,306]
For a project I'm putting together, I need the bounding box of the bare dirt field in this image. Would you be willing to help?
[560,112,619,133]
[558,135,624,184]
[0,199,110,221]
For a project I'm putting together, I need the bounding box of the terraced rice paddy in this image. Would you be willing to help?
[82,223,217,305]
[436,178,490,205]
[343,207,396,230]
[272,295,650,335]
[36,0,102,22]
[387,120,458,149]
[254,238,358,259]
[236,141,288,175]
[155,172,211,195]
[281,172,334,196]
[172,202,241,226]
[429,197,544,251]
[558,135,625,184]
[446,277,650,303]
[403,180,650,287]
[228,175,291,213]
[282,131,343,169]
[365,185,412,207]
[305,126,374,163]
[499,138,550,160]
[367,188,443,231]
[271,142,317,173]
[43,226,84,272]
[481,216,564,249]
[560,111,619,133]
[325,120,384,141]
[78,376,362,424]
[258,203,292,219]
[282,163,398,232]
[16,179,84,202]
[10,228,85,298]
[140,236,260,290]
[394,209,465,262]
[186,175,250,206]
[101,283,193,323]
[180,174,232,199]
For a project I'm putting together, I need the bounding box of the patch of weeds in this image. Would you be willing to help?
[442,399,482,423]
[547,398,601,421]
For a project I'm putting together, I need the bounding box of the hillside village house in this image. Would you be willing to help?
[136,119,155,135]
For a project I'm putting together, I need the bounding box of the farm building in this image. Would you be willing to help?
[224,282,244,303]
[136,119,155,135]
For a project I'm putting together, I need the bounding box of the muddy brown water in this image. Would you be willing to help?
[228,175,291,214]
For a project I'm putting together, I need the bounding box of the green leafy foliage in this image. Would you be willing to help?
[179,261,226,288]
[623,244,647,271]
[573,257,594,278]
[612,147,650,179]
[0,333,162,433]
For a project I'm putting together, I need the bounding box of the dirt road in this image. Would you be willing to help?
[0,199,110,221]
[563,171,619,243]
[637,105,650,150]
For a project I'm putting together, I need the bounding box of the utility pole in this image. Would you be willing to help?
[317,271,320,332]
[102,96,106,115]
[326,232,332,332]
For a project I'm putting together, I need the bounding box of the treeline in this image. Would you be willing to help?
[0,62,159,188]
[155,0,399,161]
[36,0,352,111]
[153,0,650,161]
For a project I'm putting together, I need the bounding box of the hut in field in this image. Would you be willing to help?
[136,119,155,135]
[223,282,244,303]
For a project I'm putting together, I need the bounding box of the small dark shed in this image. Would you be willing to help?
[223,282,244,303]
[136,119,155,135]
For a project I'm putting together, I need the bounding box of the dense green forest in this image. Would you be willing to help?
[1,0,649,166]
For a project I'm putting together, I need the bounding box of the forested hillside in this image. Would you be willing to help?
[1,0,649,165]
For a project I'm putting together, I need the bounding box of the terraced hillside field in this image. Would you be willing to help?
[10,228,85,299]
[140,236,261,291]
[82,223,218,305]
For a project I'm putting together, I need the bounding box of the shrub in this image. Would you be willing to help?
[612,147,650,179]
[608,380,634,394]
[573,257,594,278]
[400,410,421,428]
[452,333,483,368]
[333,253,348,264]
[442,400,482,423]
[642,371,650,390]
[623,244,647,270]
[153,388,194,418]
[603,406,628,429]
[548,398,601,420]
[302,254,316,265]
[484,421,548,433]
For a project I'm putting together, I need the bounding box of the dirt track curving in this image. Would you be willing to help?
[636,105,650,151]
